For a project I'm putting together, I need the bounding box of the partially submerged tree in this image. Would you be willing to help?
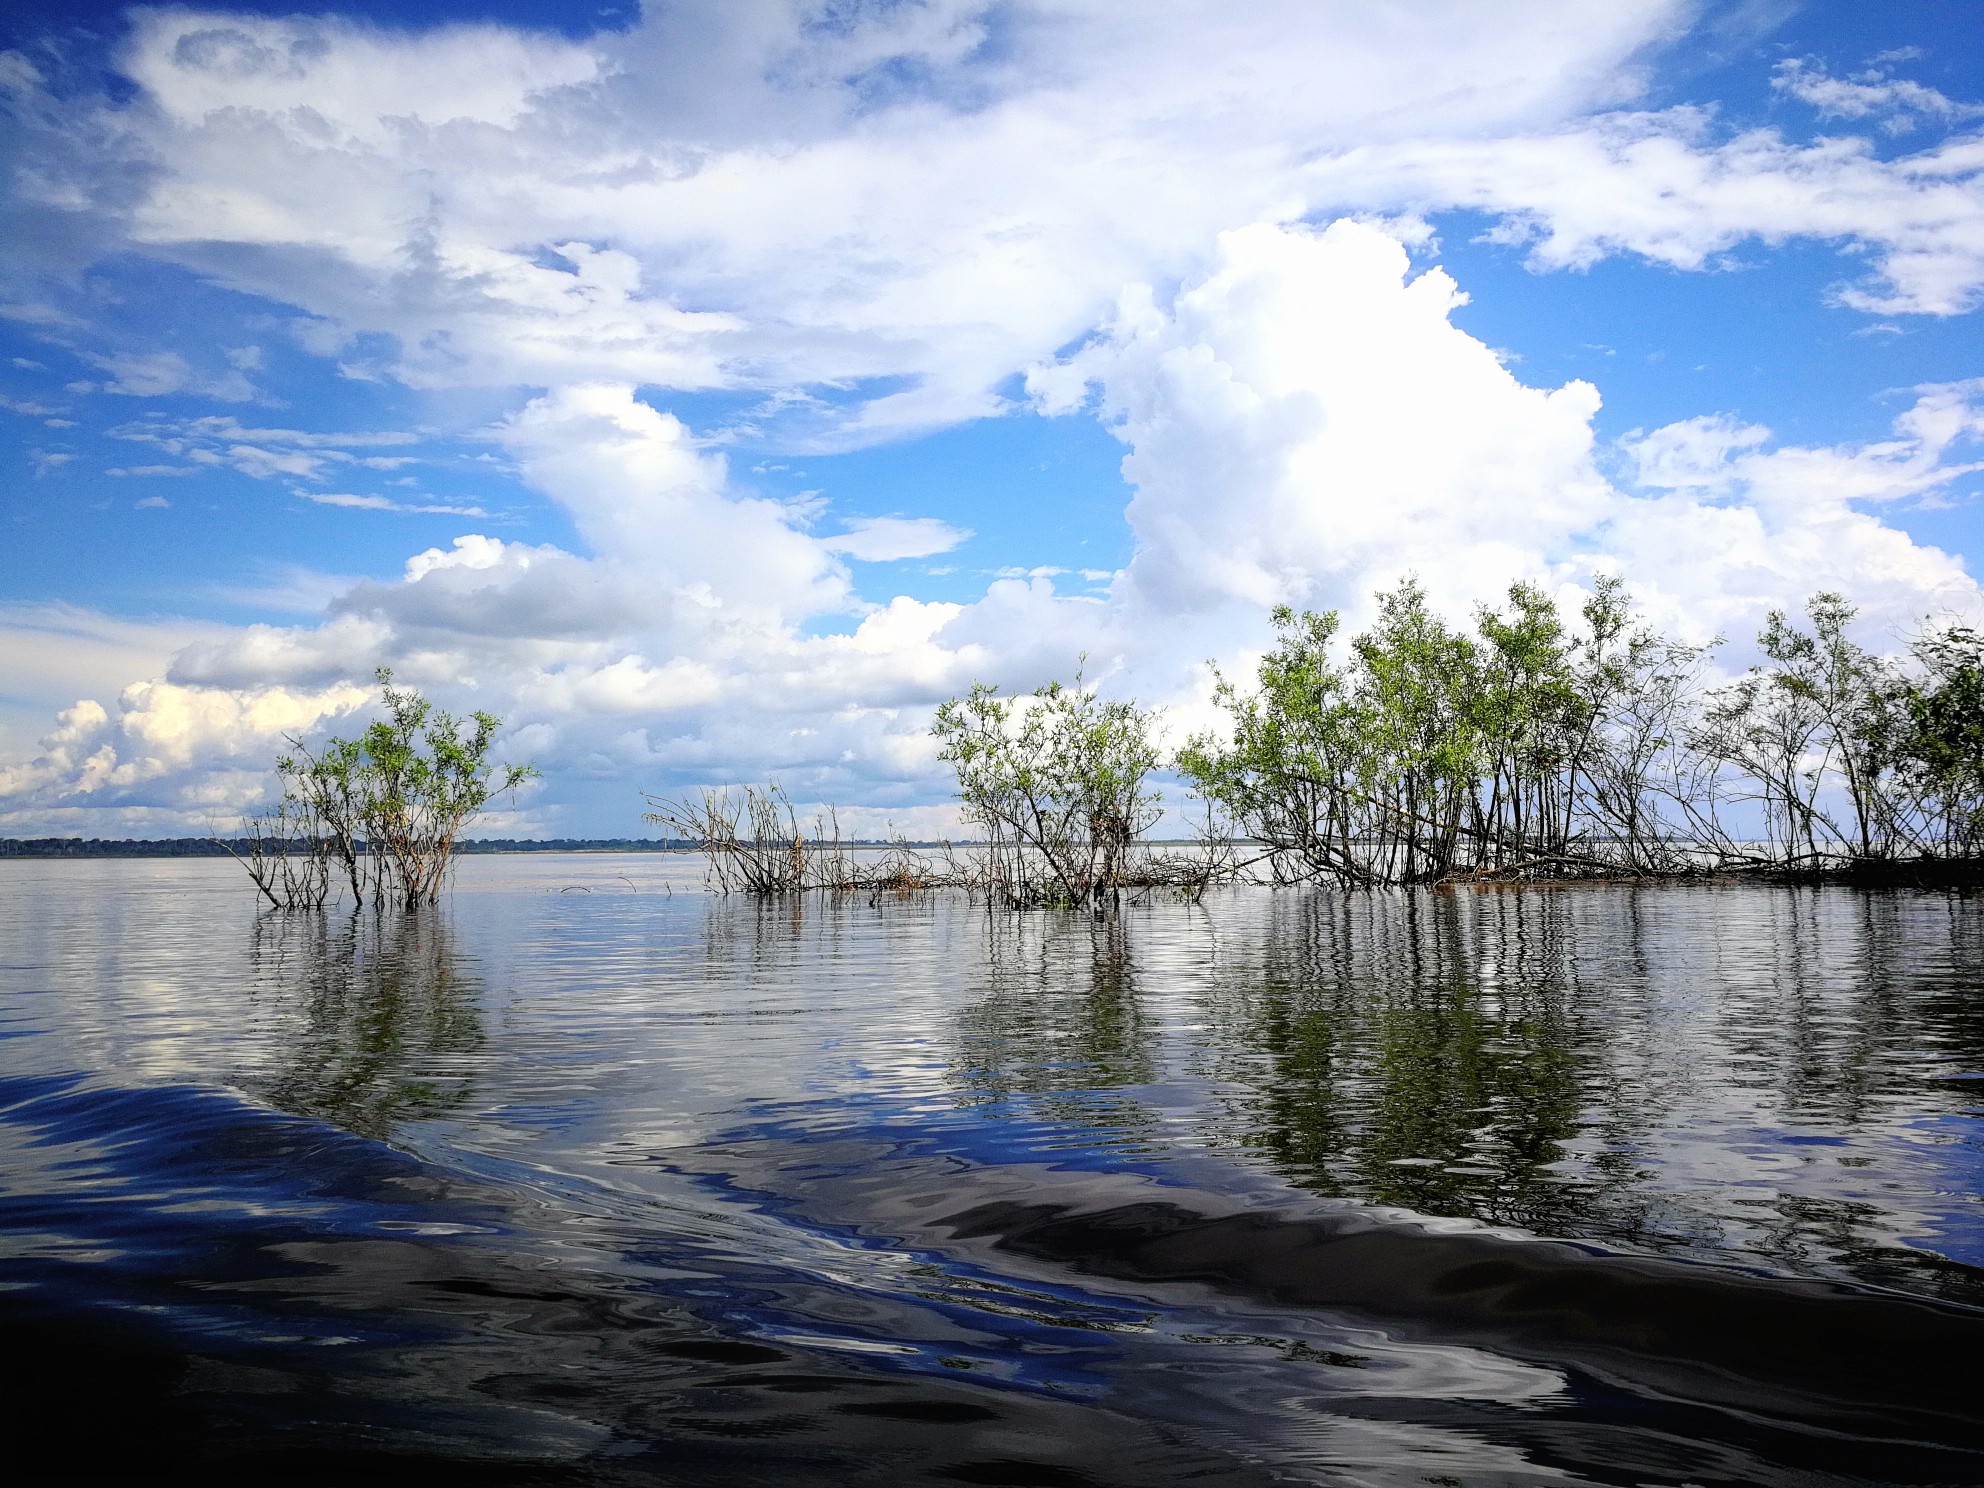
[1895,622,1984,857]
[1571,579,1715,874]
[1176,606,1369,883]
[932,670,1164,908]
[1183,577,1984,884]
[641,782,934,896]
[229,671,535,910]
[355,676,536,907]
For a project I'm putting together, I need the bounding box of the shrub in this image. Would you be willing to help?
[231,671,535,910]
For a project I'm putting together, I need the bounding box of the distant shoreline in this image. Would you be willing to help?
[0,837,958,858]
[5,838,1977,888]
[0,838,693,858]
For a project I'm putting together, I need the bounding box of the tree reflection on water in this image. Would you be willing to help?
[1189,889,1613,1231]
[245,909,487,1140]
[1188,886,1984,1300]
[948,913,1162,1140]
[940,884,1984,1302]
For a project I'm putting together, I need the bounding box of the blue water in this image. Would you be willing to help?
[3,856,1983,1483]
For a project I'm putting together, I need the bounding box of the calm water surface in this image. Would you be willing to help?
[4,856,1984,1483]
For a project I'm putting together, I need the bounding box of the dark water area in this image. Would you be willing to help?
[4,859,1984,1484]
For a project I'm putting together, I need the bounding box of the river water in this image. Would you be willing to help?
[3,856,1983,1484]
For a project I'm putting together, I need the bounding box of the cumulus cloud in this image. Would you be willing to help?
[1061,221,1611,624]
[496,382,855,620]
[8,219,1978,834]
[1069,223,1982,657]
[0,602,234,761]
[0,676,371,830]
[2,3,1983,832]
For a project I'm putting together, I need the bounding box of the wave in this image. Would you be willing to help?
[934,1186,1984,1443]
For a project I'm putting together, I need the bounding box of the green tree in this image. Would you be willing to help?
[236,670,535,910]
[1178,605,1372,882]
[1693,594,1900,862]
[1471,581,1580,865]
[1351,577,1482,881]
[932,669,1162,908]
[1573,577,1716,871]
[1899,623,1984,855]
[1182,576,1718,882]
[356,672,538,908]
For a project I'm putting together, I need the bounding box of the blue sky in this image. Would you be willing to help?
[1,0,1981,837]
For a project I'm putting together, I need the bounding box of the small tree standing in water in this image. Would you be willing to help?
[932,670,1163,909]
[232,670,535,910]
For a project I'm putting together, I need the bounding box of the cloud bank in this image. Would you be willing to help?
[1,2,1981,833]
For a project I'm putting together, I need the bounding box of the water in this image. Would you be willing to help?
[4,856,1984,1483]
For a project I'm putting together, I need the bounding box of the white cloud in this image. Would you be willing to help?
[3,3,1984,832]
[1310,109,1984,315]
[1047,221,1610,625]
[0,675,371,826]
[299,489,488,516]
[0,602,232,759]
[0,394,64,415]
[1773,57,1984,134]
[106,413,428,485]
[1049,220,1980,659]
[1622,415,1772,492]
[74,350,256,400]
[821,516,971,561]
[496,382,851,619]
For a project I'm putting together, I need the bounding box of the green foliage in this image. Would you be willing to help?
[1176,605,1368,880]
[1692,592,1916,861]
[1180,576,1977,883]
[1897,625,1984,854]
[932,669,1162,907]
[235,670,536,910]
[1181,577,1636,883]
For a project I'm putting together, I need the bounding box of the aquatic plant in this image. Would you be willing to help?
[228,671,536,910]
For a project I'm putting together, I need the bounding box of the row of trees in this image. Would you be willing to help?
[233,582,1980,911]
[937,580,1984,894]
[231,671,536,910]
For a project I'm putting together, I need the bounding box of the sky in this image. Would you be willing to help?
[1,0,1981,839]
